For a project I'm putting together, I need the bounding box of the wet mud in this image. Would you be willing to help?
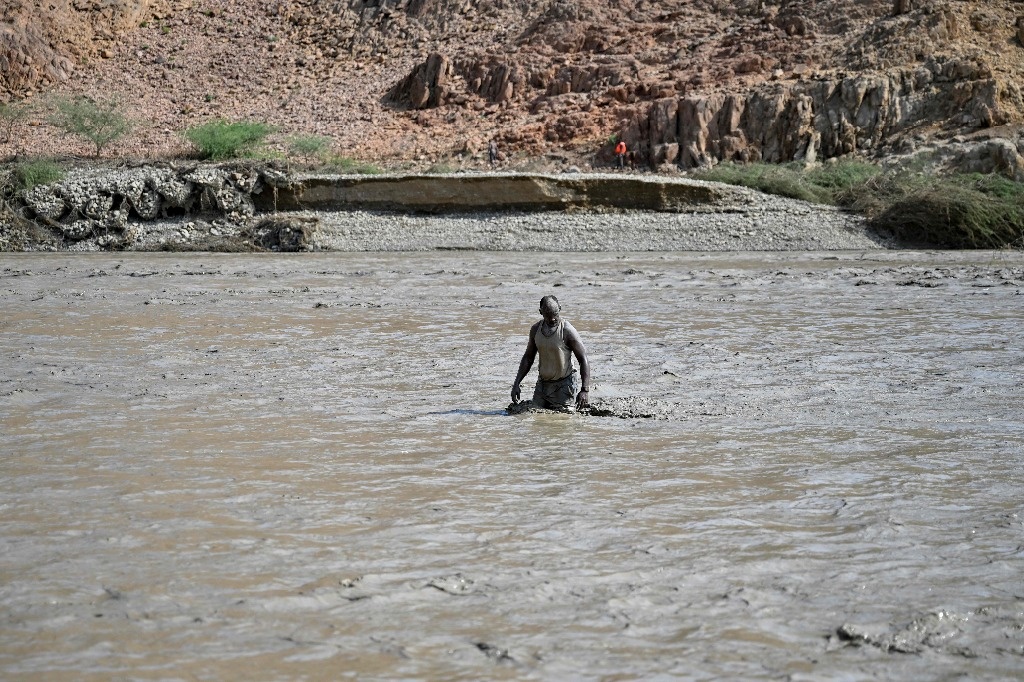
[507,397,665,419]
[2,250,1023,679]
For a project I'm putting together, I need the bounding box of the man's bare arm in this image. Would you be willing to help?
[566,329,591,408]
[511,323,540,403]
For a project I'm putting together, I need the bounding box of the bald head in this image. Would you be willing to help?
[538,295,561,326]
[539,295,560,315]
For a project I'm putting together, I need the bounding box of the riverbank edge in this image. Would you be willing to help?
[2,161,891,252]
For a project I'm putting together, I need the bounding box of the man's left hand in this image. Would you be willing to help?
[576,388,590,410]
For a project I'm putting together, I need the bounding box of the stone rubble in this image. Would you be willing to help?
[11,163,275,244]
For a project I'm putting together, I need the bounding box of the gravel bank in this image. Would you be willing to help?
[303,191,885,252]
[113,201,888,253]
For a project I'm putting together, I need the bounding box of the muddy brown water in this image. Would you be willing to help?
[2,250,1023,680]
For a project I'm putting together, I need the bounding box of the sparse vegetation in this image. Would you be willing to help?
[692,160,881,204]
[287,135,332,164]
[0,101,31,144]
[47,96,132,157]
[693,161,1024,248]
[14,159,64,190]
[184,120,275,160]
[425,161,458,175]
[324,156,382,175]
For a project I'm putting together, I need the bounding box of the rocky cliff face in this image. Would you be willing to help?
[3,0,1023,170]
[378,0,1024,168]
[0,0,174,94]
[636,55,1022,169]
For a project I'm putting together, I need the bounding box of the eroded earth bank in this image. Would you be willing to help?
[2,250,1022,679]
[3,164,886,253]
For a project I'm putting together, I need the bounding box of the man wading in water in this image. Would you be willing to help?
[511,295,591,411]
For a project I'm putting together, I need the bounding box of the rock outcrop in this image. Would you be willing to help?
[386,53,454,109]
[895,133,1024,182]
[627,56,1023,170]
[0,22,73,94]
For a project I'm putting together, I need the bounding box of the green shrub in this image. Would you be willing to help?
[852,172,1024,248]
[14,159,64,190]
[287,134,332,162]
[693,160,1023,248]
[184,120,275,160]
[804,160,880,193]
[693,160,881,205]
[239,147,285,161]
[0,101,30,144]
[48,96,132,157]
[694,162,811,201]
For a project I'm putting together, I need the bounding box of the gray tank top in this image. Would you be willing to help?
[535,319,575,381]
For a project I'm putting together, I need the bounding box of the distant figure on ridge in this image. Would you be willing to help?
[615,139,627,168]
[511,295,591,411]
[488,139,499,167]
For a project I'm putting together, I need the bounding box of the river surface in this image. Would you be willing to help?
[2,251,1023,680]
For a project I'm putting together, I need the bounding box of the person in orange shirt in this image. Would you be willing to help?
[615,139,627,168]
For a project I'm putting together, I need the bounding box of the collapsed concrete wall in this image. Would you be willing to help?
[263,174,727,213]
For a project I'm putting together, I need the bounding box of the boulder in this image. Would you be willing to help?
[893,0,914,15]
[386,52,452,109]
[252,216,318,251]
[22,185,66,221]
[61,219,96,241]
[129,188,162,220]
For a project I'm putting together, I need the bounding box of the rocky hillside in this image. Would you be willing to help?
[3,0,1023,170]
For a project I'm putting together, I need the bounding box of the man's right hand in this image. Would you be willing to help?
[511,383,521,404]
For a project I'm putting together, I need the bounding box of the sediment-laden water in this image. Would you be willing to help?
[2,250,1022,680]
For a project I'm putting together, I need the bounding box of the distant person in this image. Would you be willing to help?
[511,295,591,411]
[488,139,498,167]
[615,139,627,168]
